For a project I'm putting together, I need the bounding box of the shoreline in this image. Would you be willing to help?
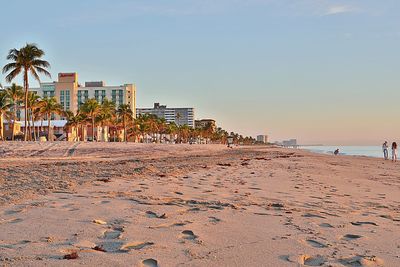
[299,146,385,159]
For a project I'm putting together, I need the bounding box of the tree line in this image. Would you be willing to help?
[0,43,256,144]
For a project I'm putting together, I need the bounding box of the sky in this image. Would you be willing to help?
[1,0,400,145]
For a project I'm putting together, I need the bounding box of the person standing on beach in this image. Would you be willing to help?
[391,142,397,162]
[383,141,389,160]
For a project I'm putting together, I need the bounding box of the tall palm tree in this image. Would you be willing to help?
[117,104,133,142]
[2,43,51,141]
[39,97,63,141]
[80,98,101,141]
[5,83,24,140]
[77,113,89,141]
[0,91,12,141]
[65,110,81,141]
[98,98,116,141]
[26,92,42,141]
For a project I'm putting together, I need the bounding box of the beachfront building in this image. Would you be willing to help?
[256,135,268,144]
[137,103,195,128]
[1,72,137,141]
[195,119,216,131]
[28,73,136,117]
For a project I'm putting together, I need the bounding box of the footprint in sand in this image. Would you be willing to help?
[149,221,191,229]
[142,258,159,267]
[342,234,363,241]
[280,254,326,266]
[181,230,198,240]
[339,255,384,266]
[120,241,154,251]
[146,211,167,219]
[209,216,221,223]
[94,241,124,252]
[299,254,326,266]
[351,221,378,226]
[306,239,328,248]
[302,213,326,219]
[4,208,26,215]
[319,223,334,228]
[8,218,23,224]
[103,229,123,239]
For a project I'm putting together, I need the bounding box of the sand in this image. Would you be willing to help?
[0,142,399,266]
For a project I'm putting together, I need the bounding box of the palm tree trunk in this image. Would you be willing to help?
[27,111,31,141]
[92,116,95,142]
[81,124,84,141]
[123,116,127,142]
[11,104,16,141]
[32,113,36,141]
[47,112,51,141]
[0,112,3,141]
[24,70,29,141]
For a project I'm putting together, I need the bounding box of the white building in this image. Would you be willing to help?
[256,135,268,143]
[137,103,195,128]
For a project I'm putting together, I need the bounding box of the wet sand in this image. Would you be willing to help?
[0,142,399,266]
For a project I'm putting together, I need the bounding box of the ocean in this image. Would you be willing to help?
[300,146,385,158]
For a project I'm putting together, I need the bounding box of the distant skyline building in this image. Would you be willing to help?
[282,139,297,147]
[137,103,195,128]
[256,135,268,143]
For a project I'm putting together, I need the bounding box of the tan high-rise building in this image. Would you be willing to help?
[29,72,136,118]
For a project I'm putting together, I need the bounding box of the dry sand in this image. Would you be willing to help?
[0,142,399,266]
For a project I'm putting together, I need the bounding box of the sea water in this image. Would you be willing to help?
[300,146,384,158]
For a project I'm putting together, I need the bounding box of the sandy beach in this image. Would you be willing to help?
[0,143,399,266]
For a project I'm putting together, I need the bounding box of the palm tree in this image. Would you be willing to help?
[2,43,51,141]
[117,104,133,142]
[179,124,191,143]
[0,91,12,141]
[65,110,81,141]
[26,92,42,141]
[96,98,116,141]
[39,97,63,141]
[4,84,24,140]
[80,98,101,141]
[77,113,89,141]
[166,122,178,143]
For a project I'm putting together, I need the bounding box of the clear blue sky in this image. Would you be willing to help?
[1,0,400,145]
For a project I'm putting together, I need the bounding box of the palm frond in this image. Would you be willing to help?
[34,66,51,78]
[29,68,40,83]
[2,62,19,74]
[5,68,22,83]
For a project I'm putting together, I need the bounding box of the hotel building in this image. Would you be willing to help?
[1,72,136,141]
[137,103,195,128]
[17,72,136,119]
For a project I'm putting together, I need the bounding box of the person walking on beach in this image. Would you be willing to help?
[391,142,397,162]
[383,141,389,160]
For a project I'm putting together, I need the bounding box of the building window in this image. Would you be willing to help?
[60,90,65,107]
[112,90,117,104]
[65,90,70,110]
